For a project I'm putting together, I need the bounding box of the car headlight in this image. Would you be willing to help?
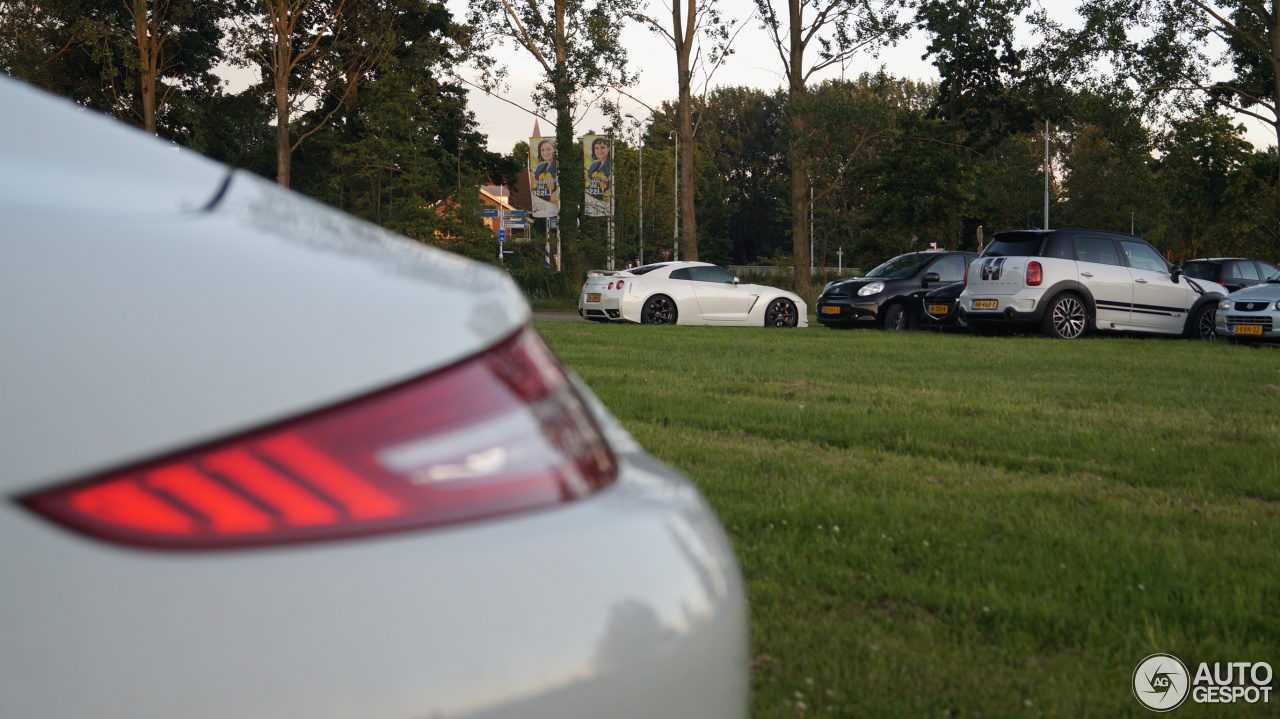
[858,281,884,297]
[1219,298,1232,310]
[1275,300,1280,311]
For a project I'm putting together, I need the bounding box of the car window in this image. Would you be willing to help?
[983,235,1043,257]
[929,255,967,282]
[1119,241,1169,272]
[1232,261,1262,281]
[1181,261,1221,281]
[865,253,931,278]
[1042,236,1074,259]
[1074,237,1123,266]
[629,264,666,276]
[1260,262,1280,281]
[669,267,692,280]
[690,265,736,284]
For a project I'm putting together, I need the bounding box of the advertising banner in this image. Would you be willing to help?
[583,134,612,217]
[529,136,559,218]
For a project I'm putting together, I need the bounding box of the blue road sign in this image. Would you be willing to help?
[476,208,499,218]
[499,229,506,242]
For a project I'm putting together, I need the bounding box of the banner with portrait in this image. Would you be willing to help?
[582,134,612,217]
[528,136,559,218]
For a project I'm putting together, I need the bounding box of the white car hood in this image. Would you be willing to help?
[0,76,529,490]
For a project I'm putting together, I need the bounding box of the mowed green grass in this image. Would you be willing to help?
[536,321,1280,718]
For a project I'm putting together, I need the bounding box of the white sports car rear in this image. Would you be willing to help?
[578,262,807,327]
[0,75,748,719]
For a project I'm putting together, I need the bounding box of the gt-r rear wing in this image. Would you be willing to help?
[585,270,626,278]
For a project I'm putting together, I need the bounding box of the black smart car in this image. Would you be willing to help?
[816,250,978,330]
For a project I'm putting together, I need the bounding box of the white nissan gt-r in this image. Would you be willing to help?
[578,262,808,327]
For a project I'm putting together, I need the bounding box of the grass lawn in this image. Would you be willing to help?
[536,321,1280,718]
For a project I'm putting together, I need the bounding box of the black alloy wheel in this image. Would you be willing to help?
[641,295,678,325]
[764,298,799,327]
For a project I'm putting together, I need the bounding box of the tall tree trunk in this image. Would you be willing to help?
[787,0,810,296]
[674,0,698,260]
[129,0,157,134]
[274,30,292,187]
[553,0,582,285]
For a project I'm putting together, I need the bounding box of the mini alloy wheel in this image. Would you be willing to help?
[1043,294,1087,339]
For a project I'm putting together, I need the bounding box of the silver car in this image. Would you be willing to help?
[1216,276,1280,341]
[0,75,747,719]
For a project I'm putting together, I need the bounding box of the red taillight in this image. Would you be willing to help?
[616,279,625,290]
[23,329,617,550]
[1026,261,1042,286]
[964,262,970,286]
[607,281,614,290]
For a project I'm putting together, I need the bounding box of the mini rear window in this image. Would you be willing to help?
[982,234,1044,257]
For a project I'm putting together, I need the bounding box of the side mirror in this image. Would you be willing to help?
[922,272,941,287]
[733,276,740,286]
[1171,265,1183,284]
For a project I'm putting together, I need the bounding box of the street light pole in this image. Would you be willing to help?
[625,113,653,265]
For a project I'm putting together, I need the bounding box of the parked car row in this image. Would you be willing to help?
[580,232,1280,344]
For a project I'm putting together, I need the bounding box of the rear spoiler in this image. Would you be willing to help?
[585,270,626,278]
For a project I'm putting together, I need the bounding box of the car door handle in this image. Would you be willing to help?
[1080,272,1094,277]
[1135,278,1149,283]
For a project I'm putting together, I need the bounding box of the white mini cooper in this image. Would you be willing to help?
[959,229,1226,339]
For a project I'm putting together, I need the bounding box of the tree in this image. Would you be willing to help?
[913,0,1034,247]
[1062,0,1280,191]
[754,0,908,295]
[226,0,410,187]
[630,0,744,260]
[465,0,640,286]
[0,0,224,136]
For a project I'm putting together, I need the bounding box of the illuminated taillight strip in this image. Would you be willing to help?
[22,328,617,550]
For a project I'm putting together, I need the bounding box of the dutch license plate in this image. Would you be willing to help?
[586,293,601,303]
[972,299,998,310]
[1232,324,1263,335]
[820,306,841,315]
[928,304,950,315]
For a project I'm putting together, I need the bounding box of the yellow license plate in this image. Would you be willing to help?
[586,293,601,302]
[820,306,841,315]
[1232,324,1263,335]
[972,299,998,310]
[928,304,950,315]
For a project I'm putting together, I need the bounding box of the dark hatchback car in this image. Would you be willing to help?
[1181,258,1280,292]
[918,281,967,331]
[816,250,978,330]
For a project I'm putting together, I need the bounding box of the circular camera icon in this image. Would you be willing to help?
[1133,653,1190,712]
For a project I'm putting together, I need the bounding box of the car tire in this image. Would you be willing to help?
[1187,304,1218,340]
[764,298,799,328]
[1040,293,1088,339]
[882,303,913,331]
[640,295,678,325]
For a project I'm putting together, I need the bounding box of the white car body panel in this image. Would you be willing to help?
[578,262,808,327]
[0,75,747,719]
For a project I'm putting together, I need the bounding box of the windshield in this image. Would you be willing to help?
[865,253,932,279]
[1181,261,1221,282]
